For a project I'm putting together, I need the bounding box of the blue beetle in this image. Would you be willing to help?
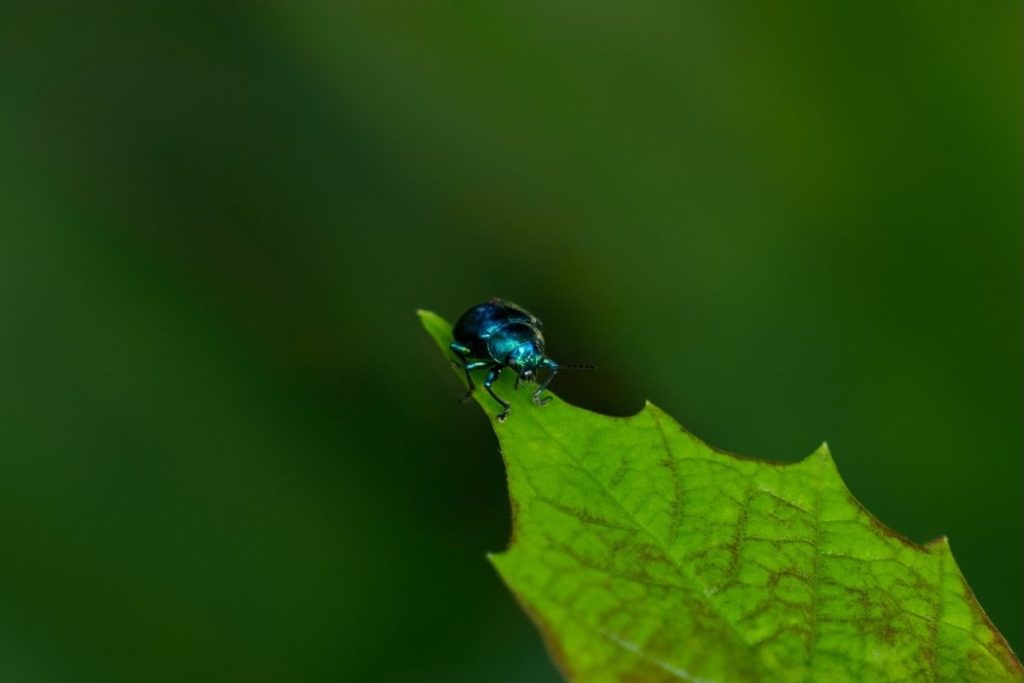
[450,298,592,421]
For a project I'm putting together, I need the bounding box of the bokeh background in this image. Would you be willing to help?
[1,3,1020,681]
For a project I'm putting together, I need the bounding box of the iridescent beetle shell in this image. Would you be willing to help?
[449,298,590,421]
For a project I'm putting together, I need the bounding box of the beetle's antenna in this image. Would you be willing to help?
[555,363,597,370]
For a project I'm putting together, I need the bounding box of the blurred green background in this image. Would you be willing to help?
[1,3,1020,681]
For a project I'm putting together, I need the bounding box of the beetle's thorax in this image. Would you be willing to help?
[506,341,546,373]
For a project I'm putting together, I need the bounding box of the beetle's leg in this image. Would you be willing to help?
[532,365,559,406]
[449,342,472,373]
[449,343,487,403]
[449,342,473,356]
[484,366,511,421]
[455,359,490,404]
[457,360,491,404]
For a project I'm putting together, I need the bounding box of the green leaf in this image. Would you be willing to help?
[419,310,1022,683]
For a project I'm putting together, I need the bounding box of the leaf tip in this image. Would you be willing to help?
[417,308,454,350]
[415,308,441,325]
[642,399,670,418]
[486,550,511,573]
[641,399,662,420]
[803,441,835,468]
[924,534,951,553]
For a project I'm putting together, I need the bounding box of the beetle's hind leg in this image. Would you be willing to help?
[449,343,486,404]
[484,366,511,421]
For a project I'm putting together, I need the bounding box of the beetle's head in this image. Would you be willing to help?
[507,343,552,383]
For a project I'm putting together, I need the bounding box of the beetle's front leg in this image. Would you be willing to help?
[483,366,511,421]
[531,365,558,406]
